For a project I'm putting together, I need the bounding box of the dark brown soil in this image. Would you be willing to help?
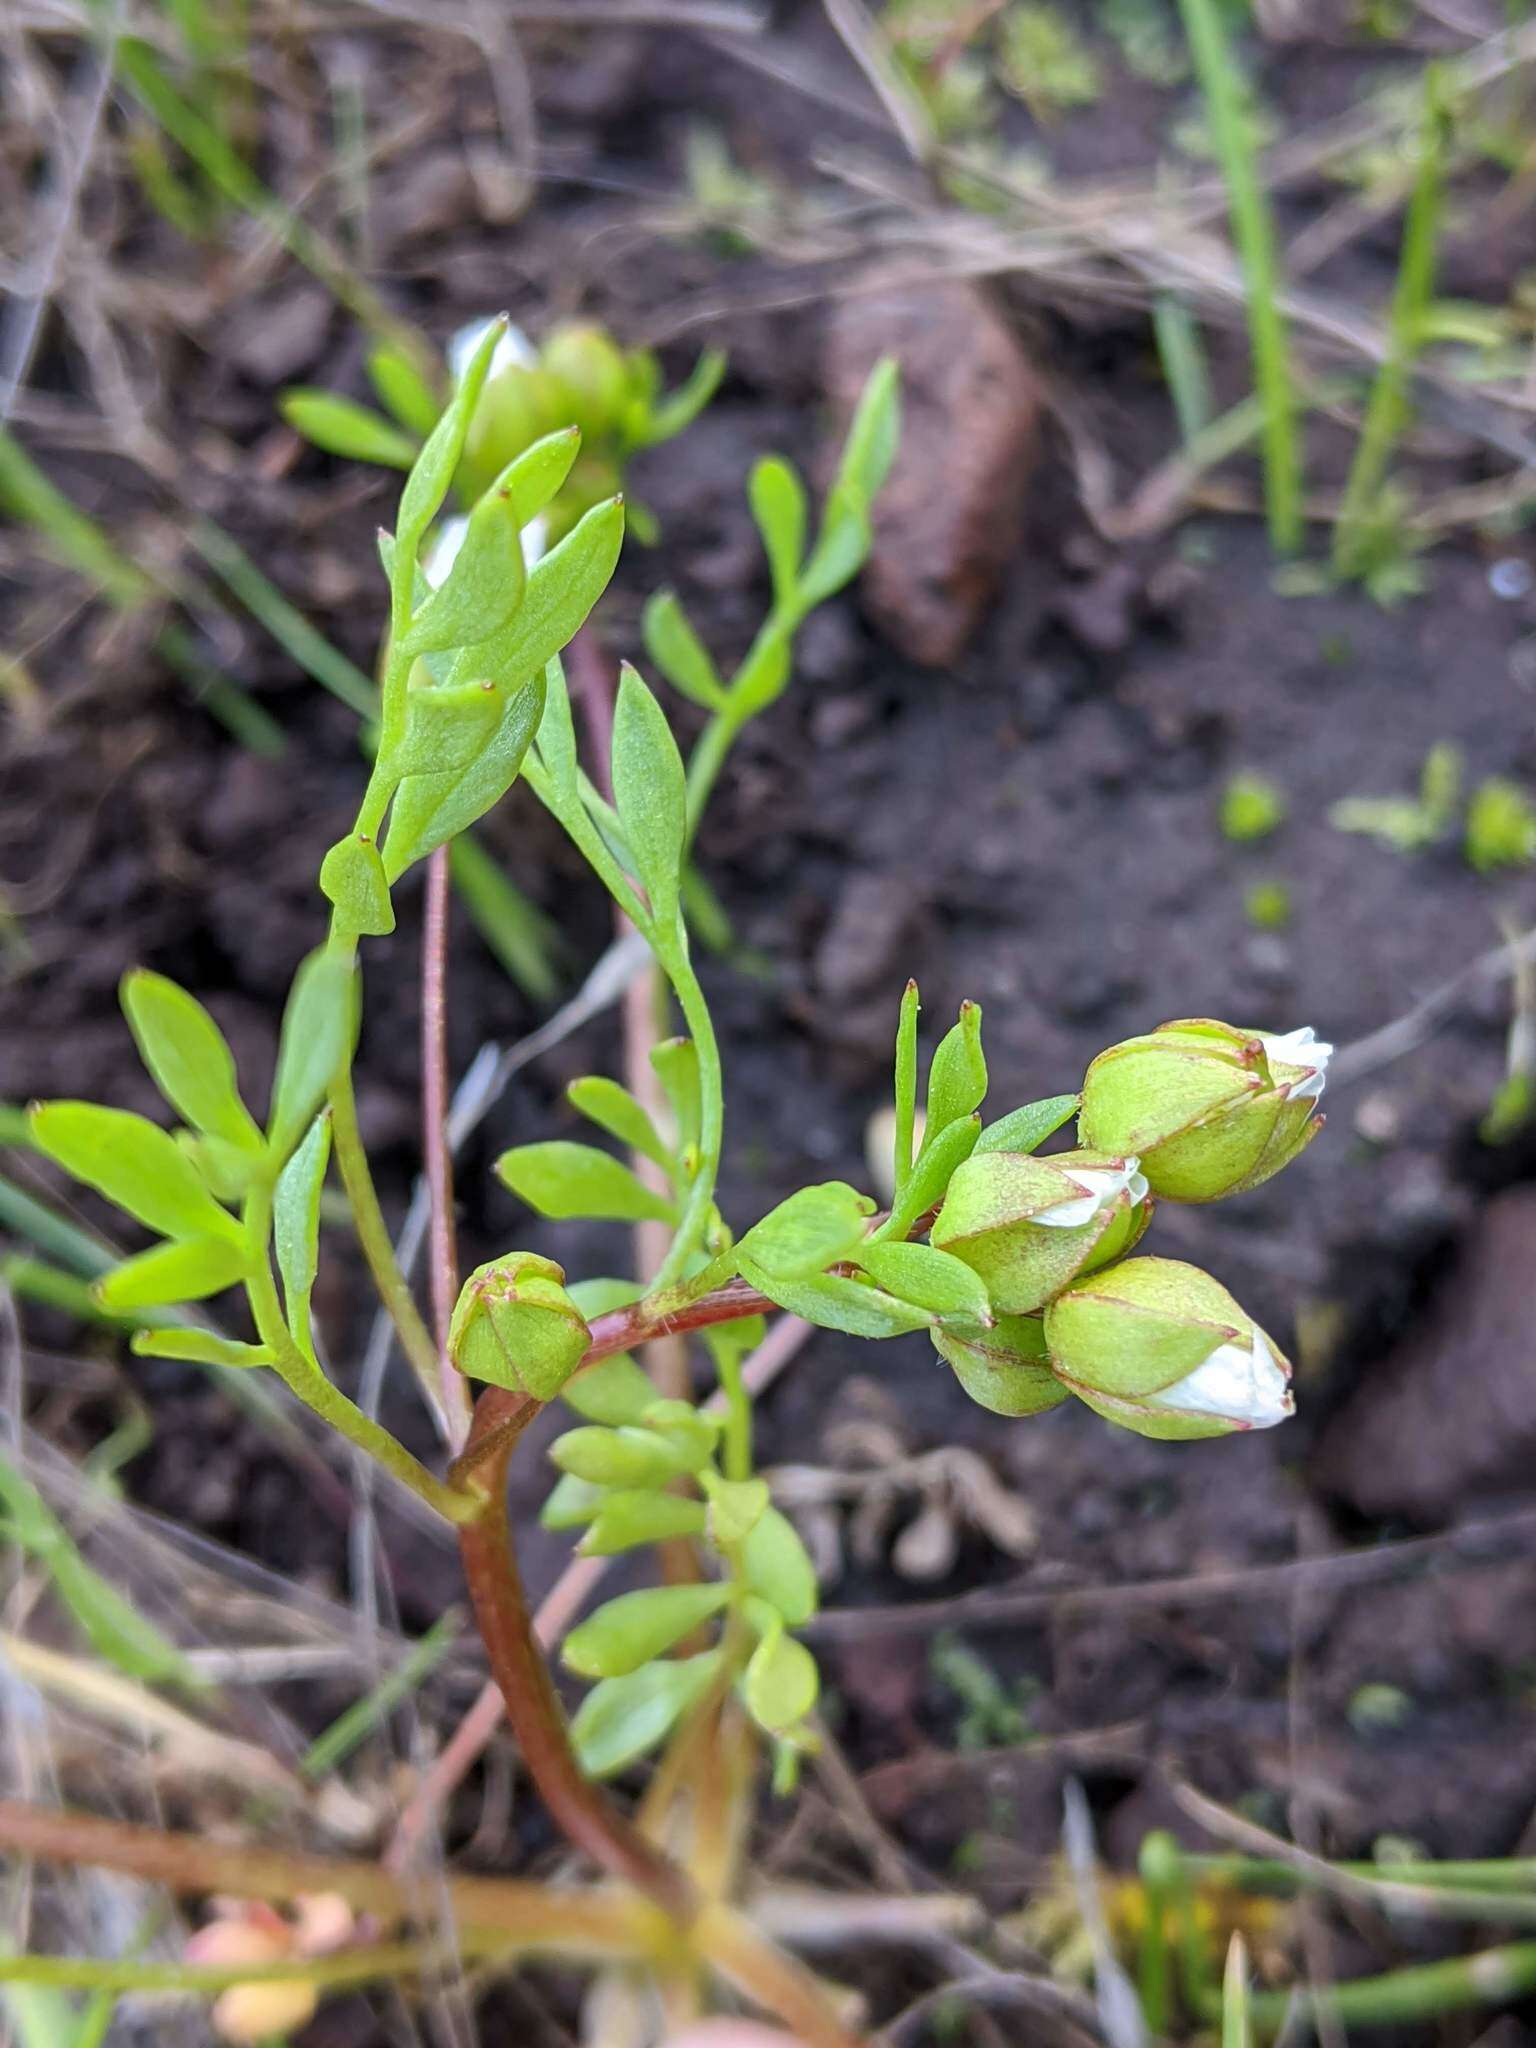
[7,8,1536,2041]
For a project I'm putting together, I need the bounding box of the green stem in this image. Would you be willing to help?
[326,1052,445,1422]
[715,1343,752,1483]
[1209,1942,1536,2030]
[649,943,723,1292]
[241,1178,473,1524]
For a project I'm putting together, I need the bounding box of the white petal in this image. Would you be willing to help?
[1033,1159,1145,1230]
[423,515,468,587]
[1260,1026,1333,1102]
[1146,1326,1293,1429]
[447,315,537,384]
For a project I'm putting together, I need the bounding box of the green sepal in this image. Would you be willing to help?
[382,674,546,881]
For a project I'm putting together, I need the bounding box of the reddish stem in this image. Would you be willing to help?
[423,844,471,1449]
[450,1391,695,1920]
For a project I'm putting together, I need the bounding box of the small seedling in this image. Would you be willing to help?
[1244,880,1291,931]
[1465,776,1536,873]
[1220,771,1285,843]
[1329,741,1462,853]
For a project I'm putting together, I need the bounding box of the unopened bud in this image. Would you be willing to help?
[541,323,633,440]
[932,1148,1151,1314]
[448,1252,589,1400]
[1043,1255,1293,1438]
[1078,1019,1329,1204]
[933,1313,1067,1416]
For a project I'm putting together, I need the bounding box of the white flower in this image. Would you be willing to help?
[1146,1325,1293,1429]
[1033,1158,1149,1230]
[1260,1025,1333,1102]
[447,314,536,385]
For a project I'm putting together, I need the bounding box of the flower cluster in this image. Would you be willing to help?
[932,1018,1330,1438]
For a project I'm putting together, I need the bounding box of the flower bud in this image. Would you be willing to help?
[931,1148,1152,1314]
[933,1313,1067,1416]
[1077,1019,1330,1204]
[1043,1255,1293,1439]
[540,323,633,441]
[448,1253,590,1401]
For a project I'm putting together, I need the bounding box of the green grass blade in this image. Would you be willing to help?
[1333,67,1449,580]
[1176,0,1301,553]
[188,519,379,720]
[300,1611,459,1779]
[1152,293,1214,444]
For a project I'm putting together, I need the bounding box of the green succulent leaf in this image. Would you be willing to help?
[120,970,264,1155]
[492,426,582,531]
[975,1094,1080,1156]
[395,318,504,575]
[563,1582,730,1679]
[559,1352,661,1427]
[498,1140,676,1224]
[97,1233,249,1312]
[880,1113,982,1242]
[318,834,395,938]
[749,456,807,608]
[611,663,688,926]
[742,1505,819,1626]
[280,389,419,469]
[631,347,727,449]
[892,979,920,1199]
[29,1102,241,1246]
[540,1473,608,1530]
[273,1112,330,1355]
[641,591,727,712]
[578,1490,709,1556]
[566,1076,673,1172]
[650,1038,701,1156]
[744,1627,819,1734]
[570,1651,724,1778]
[926,1002,987,1137]
[129,1327,275,1369]
[549,1425,702,1489]
[736,1182,875,1282]
[702,1473,771,1551]
[366,344,442,439]
[832,355,902,507]
[267,948,358,1164]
